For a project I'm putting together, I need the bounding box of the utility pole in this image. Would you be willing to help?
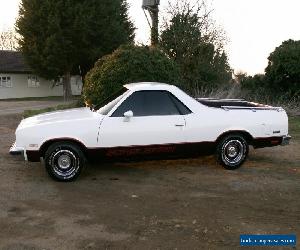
[142,0,160,46]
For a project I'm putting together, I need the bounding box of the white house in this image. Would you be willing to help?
[0,50,83,99]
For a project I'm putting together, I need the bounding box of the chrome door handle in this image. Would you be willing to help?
[175,124,184,127]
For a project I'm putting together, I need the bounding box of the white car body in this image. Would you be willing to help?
[10,82,290,163]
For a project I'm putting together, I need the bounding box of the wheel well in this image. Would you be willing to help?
[216,130,254,145]
[39,138,88,158]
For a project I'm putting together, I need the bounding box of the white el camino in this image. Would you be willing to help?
[10,82,291,181]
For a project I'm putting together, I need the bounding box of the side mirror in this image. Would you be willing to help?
[123,110,133,122]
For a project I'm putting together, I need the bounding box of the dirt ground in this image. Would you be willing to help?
[0,114,299,250]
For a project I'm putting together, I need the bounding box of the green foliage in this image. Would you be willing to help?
[239,40,300,102]
[289,116,300,140]
[238,73,299,107]
[265,39,300,94]
[160,3,232,93]
[83,45,180,104]
[16,0,134,86]
[240,74,266,90]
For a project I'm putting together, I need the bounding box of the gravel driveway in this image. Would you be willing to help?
[0,113,299,249]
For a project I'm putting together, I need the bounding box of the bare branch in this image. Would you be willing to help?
[161,0,227,51]
[0,28,19,51]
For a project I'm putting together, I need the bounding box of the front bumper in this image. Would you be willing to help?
[9,142,24,155]
[281,135,291,146]
[9,142,27,160]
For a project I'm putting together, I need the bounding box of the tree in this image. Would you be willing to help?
[16,0,134,100]
[83,45,179,105]
[160,0,232,93]
[234,70,248,84]
[240,74,266,90]
[265,39,300,94]
[0,28,19,50]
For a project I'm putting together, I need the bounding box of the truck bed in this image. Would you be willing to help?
[196,98,282,111]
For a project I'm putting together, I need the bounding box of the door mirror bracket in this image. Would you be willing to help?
[123,110,133,122]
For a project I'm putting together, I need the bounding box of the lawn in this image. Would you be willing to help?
[23,102,80,118]
[289,116,300,140]
[0,96,80,102]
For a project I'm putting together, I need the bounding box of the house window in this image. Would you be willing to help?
[53,77,63,86]
[28,76,40,88]
[0,76,13,88]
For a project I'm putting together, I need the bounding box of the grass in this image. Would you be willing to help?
[289,116,300,140]
[0,96,80,102]
[23,102,80,118]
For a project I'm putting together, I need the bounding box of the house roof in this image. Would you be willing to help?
[0,50,32,73]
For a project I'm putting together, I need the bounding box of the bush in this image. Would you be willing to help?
[265,39,300,94]
[83,45,180,105]
[240,74,266,90]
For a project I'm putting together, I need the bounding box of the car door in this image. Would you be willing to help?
[97,90,187,157]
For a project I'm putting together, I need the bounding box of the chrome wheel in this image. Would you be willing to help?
[45,142,85,182]
[57,154,72,169]
[217,135,249,170]
[51,149,80,179]
[222,140,245,165]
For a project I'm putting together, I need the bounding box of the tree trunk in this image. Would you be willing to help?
[150,6,159,47]
[63,71,72,101]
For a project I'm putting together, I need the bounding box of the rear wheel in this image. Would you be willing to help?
[44,142,85,181]
[216,134,249,170]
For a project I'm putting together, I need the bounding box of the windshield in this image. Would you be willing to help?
[97,88,129,115]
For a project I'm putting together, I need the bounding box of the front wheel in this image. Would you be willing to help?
[216,134,249,170]
[44,142,85,181]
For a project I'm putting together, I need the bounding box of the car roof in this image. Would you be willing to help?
[124,82,177,91]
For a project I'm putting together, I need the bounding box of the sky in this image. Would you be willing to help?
[1,0,300,76]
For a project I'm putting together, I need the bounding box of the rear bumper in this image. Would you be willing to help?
[281,135,291,146]
[253,135,291,148]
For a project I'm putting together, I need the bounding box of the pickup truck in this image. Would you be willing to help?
[10,82,291,181]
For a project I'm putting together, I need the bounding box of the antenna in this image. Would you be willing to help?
[142,0,160,46]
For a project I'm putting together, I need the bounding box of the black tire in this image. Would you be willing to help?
[216,134,249,170]
[44,142,85,181]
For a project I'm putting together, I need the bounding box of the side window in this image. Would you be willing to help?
[111,91,181,117]
[169,94,192,115]
[28,76,40,88]
[111,91,144,117]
